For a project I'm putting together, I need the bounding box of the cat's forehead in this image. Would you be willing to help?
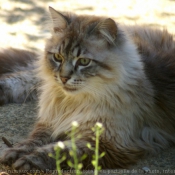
[47,13,113,58]
[48,35,92,60]
[51,25,96,56]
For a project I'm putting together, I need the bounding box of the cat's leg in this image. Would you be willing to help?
[0,71,38,105]
[0,123,53,166]
[12,143,57,171]
[7,138,145,171]
[10,139,93,171]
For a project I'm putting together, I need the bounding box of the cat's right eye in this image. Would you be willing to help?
[53,53,63,63]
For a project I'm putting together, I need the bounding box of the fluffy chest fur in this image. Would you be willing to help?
[37,7,175,151]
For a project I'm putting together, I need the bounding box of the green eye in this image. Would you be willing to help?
[78,58,91,66]
[53,53,63,63]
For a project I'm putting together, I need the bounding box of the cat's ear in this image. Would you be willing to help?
[49,6,69,32]
[95,18,118,45]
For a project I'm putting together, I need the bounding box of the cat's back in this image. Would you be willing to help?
[0,48,37,75]
[0,48,38,105]
[128,26,175,121]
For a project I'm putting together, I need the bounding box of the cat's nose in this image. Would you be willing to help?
[60,76,70,84]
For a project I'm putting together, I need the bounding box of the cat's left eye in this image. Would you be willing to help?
[77,58,91,66]
[53,53,63,63]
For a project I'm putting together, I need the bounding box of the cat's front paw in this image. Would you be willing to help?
[0,147,29,166]
[13,153,56,171]
[13,155,41,171]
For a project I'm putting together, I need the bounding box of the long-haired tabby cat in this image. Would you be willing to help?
[1,6,175,171]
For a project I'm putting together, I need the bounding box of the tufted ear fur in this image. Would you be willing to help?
[49,6,69,32]
[49,7,118,44]
[90,18,118,45]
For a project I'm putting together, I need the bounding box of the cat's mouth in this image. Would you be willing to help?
[63,86,77,92]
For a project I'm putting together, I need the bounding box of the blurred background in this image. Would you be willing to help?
[0,0,175,51]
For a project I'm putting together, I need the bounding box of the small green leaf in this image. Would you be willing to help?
[69,150,73,156]
[98,166,102,170]
[91,160,96,166]
[48,153,55,159]
[78,163,83,169]
[86,143,91,149]
[81,154,87,161]
[67,160,73,167]
[61,155,66,162]
[100,152,105,158]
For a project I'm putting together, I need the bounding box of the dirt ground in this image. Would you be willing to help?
[0,0,175,174]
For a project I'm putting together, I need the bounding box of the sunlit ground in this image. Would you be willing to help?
[0,0,175,51]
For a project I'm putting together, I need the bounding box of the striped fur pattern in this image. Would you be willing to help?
[1,7,175,171]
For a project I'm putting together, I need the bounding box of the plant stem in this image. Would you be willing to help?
[71,124,81,175]
[55,147,62,175]
[94,126,100,175]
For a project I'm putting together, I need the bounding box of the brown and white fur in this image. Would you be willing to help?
[1,6,175,171]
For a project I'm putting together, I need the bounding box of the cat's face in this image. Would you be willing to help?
[47,45,99,94]
[44,7,123,95]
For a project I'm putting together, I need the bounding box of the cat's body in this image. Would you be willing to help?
[1,7,175,170]
[0,48,38,105]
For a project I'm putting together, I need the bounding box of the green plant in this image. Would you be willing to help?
[87,122,105,175]
[51,121,105,175]
[67,121,87,175]
[49,141,66,175]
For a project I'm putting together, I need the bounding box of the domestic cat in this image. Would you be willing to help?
[1,6,175,171]
[0,48,38,105]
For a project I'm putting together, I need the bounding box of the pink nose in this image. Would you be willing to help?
[60,76,70,84]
